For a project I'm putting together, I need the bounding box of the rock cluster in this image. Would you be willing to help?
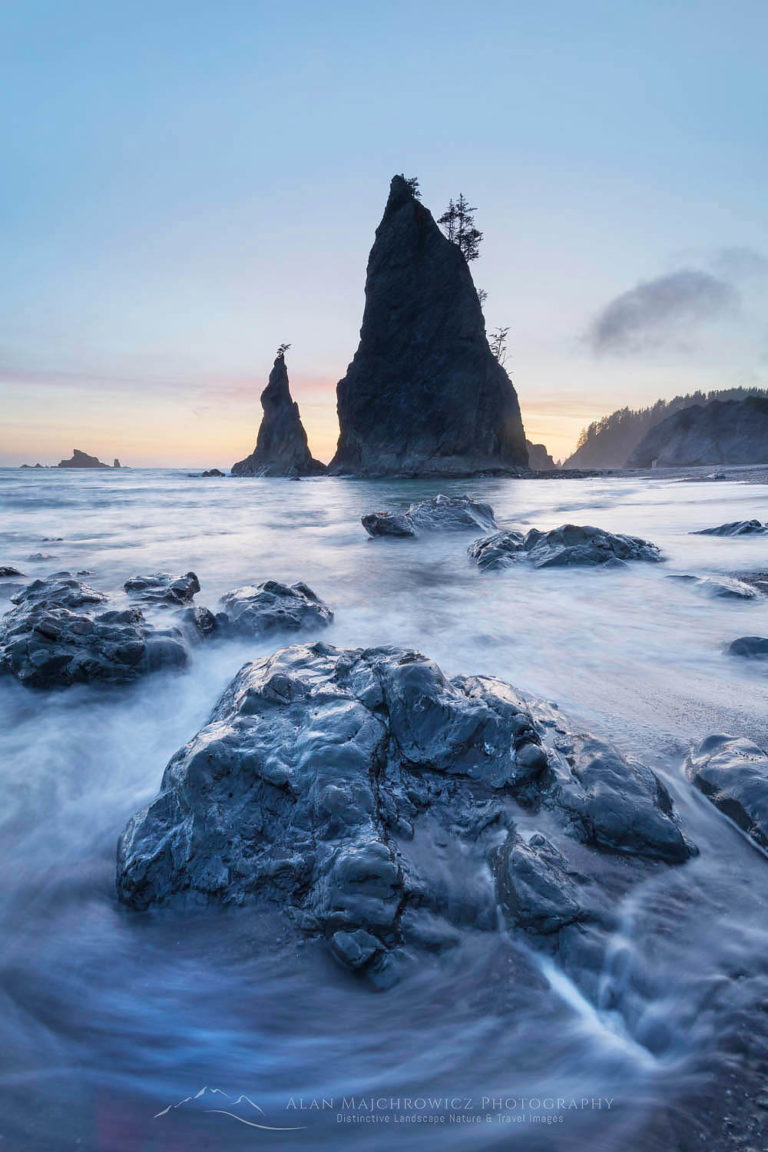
[231,353,325,478]
[687,734,768,850]
[0,573,188,688]
[117,643,693,983]
[329,176,528,476]
[362,494,497,538]
[469,524,663,571]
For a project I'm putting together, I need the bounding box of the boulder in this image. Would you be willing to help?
[687,734,768,850]
[693,520,768,537]
[124,571,201,605]
[117,644,693,980]
[57,449,110,469]
[231,352,325,477]
[329,176,527,476]
[469,524,663,570]
[0,573,188,689]
[219,580,333,637]
[0,566,24,578]
[363,494,497,538]
[667,574,760,601]
[728,636,768,659]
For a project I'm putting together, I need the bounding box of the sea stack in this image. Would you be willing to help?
[231,350,325,477]
[328,175,528,476]
[57,449,111,469]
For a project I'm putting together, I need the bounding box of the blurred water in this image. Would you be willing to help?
[1,468,767,1151]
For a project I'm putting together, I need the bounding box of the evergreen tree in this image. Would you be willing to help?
[438,193,482,260]
[489,326,509,365]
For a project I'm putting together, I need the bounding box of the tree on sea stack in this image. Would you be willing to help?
[438,193,483,261]
[328,174,528,476]
[231,347,325,477]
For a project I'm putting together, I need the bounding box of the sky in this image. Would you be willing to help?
[1,0,767,467]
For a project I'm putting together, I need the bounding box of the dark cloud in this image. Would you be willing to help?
[589,269,739,355]
[711,246,768,282]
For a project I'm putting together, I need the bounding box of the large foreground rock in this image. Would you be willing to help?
[469,524,663,571]
[117,643,693,982]
[693,519,768,537]
[363,494,497,538]
[328,176,527,476]
[231,352,325,477]
[628,396,768,468]
[0,573,187,688]
[687,734,768,850]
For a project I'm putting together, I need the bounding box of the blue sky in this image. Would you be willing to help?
[1,0,767,465]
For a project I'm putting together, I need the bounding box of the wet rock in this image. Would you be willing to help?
[363,494,497,538]
[231,352,325,477]
[0,566,24,578]
[693,520,768,537]
[493,832,582,934]
[179,605,226,641]
[329,175,527,476]
[201,468,225,477]
[219,581,333,637]
[0,573,188,689]
[26,553,55,562]
[469,524,663,570]
[687,734,768,850]
[124,571,200,605]
[728,637,768,659]
[667,574,760,601]
[467,530,526,571]
[117,643,693,979]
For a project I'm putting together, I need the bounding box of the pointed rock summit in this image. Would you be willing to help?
[329,175,528,476]
[231,351,325,477]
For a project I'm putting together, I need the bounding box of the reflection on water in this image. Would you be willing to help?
[1,468,768,1150]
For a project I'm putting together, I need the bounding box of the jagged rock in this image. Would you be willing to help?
[469,524,663,570]
[179,605,226,641]
[0,566,24,578]
[328,176,527,476]
[363,494,496,538]
[493,833,581,934]
[116,644,693,980]
[693,519,768,537]
[0,573,187,688]
[124,572,200,606]
[219,580,333,636]
[201,468,224,477]
[467,531,526,571]
[687,734,768,850]
[231,353,325,477]
[526,441,557,471]
[667,574,760,600]
[628,396,768,468]
[728,636,768,659]
[57,449,111,469]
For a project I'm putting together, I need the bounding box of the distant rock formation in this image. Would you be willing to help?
[231,352,325,477]
[328,176,528,476]
[627,397,768,468]
[526,440,557,470]
[113,458,122,469]
[57,449,111,469]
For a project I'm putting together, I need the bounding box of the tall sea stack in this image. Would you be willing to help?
[329,175,528,476]
[231,352,325,477]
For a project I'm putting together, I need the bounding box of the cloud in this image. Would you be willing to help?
[711,246,768,282]
[589,269,739,355]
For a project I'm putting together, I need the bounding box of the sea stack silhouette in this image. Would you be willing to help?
[328,175,528,476]
[231,348,325,477]
[57,449,111,469]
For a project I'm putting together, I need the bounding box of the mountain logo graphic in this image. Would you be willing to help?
[154,1086,306,1130]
